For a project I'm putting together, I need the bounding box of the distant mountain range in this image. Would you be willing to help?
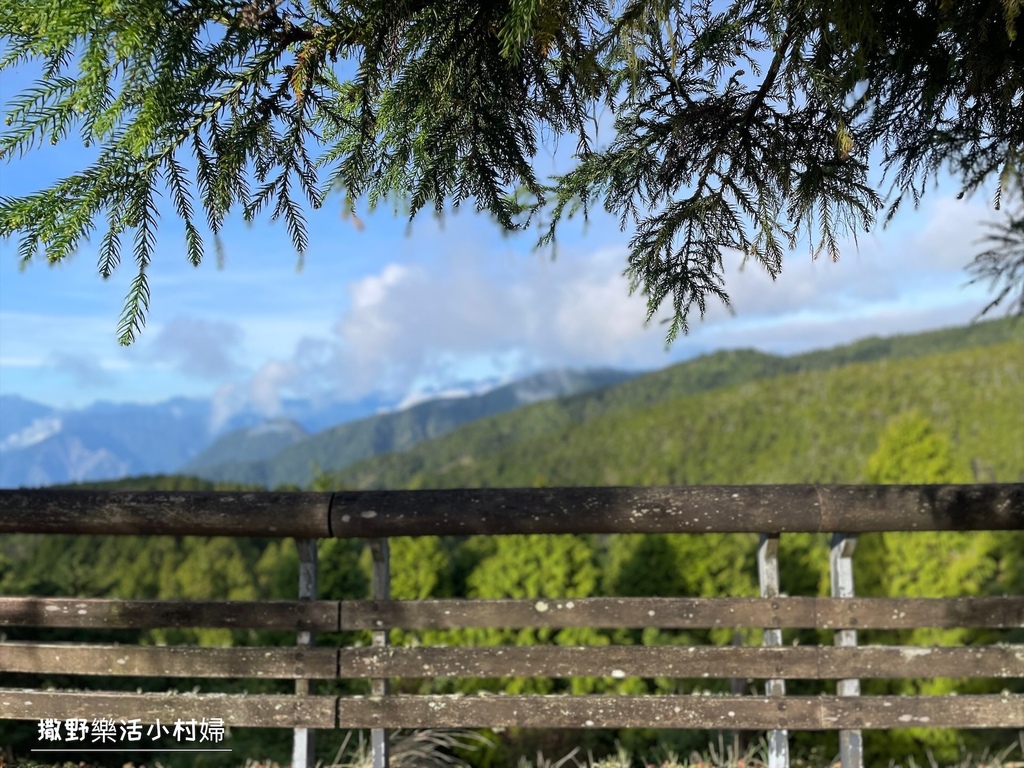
[4,318,1020,490]
[179,369,637,488]
[0,397,214,488]
[0,369,635,488]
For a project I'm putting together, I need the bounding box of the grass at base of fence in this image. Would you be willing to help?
[262,737,1015,768]
[6,733,1024,768]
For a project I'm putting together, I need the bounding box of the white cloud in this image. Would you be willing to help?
[551,248,656,358]
[209,382,245,434]
[393,386,476,411]
[327,245,665,397]
[698,195,1001,326]
[0,416,62,452]
[691,300,991,357]
[51,352,116,388]
[149,316,245,379]
[207,358,298,432]
[203,244,656,410]
[249,359,299,414]
[158,192,1012,415]
[908,195,1003,271]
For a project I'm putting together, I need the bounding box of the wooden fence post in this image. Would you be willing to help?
[729,631,749,758]
[293,539,318,768]
[830,533,863,768]
[758,534,789,768]
[370,538,391,768]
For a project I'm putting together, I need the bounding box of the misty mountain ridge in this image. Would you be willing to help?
[177,418,310,472]
[155,319,1023,489]
[180,367,638,488]
[0,396,214,488]
[3,318,1019,489]
[0,367,635,488]
[0,392,379,488]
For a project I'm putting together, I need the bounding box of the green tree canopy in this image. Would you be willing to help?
[858,410,1021,762]
[864,410,969,485]
[1,0,1021,342]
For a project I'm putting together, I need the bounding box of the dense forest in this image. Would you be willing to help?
[2,321,1022,766]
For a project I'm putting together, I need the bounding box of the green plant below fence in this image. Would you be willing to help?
[10,732,1024,768]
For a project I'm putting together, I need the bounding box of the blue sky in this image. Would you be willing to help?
[0,59,1008,415]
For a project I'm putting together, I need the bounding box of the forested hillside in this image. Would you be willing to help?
[336,337,1023,490]
[2,319,1022,767]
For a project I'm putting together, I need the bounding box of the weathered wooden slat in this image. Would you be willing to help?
[9,642,1018,683]
[337,694,1024,730]
[340,597,1024,630]
[0,689,337,728]
[0,598,340,630]
[1,643,338,679]
[330,485,1024,537]
[814,597,1024,629]
[0,490,331,537]
[12,595,1016,634]
[6,690,1018,730]
[339,645,1024,680]
[6,596,1019,631]
[3,485,1019,539]
[13,596,1018,632]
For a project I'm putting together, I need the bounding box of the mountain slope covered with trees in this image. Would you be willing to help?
[335,320,1023,490]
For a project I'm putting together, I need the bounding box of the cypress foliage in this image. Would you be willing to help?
[1,0,1020,342]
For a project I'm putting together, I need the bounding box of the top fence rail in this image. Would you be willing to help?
[1,484,1022,538]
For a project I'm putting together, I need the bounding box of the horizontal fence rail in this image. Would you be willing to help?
[335,645,1024,680]
[5,596,1024,630]
[0,597,340,630]
[2,484,1023,537]
[3,691,1020,731]
[2,485,1023,768]
[334,693,1024,731]
[5,642,1022,680]
[0,690,339,728]
[1,643,339,679]
[0,490,331,537]
[335,596,1024,630]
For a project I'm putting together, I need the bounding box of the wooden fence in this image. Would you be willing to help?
[1,484,1023,768]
